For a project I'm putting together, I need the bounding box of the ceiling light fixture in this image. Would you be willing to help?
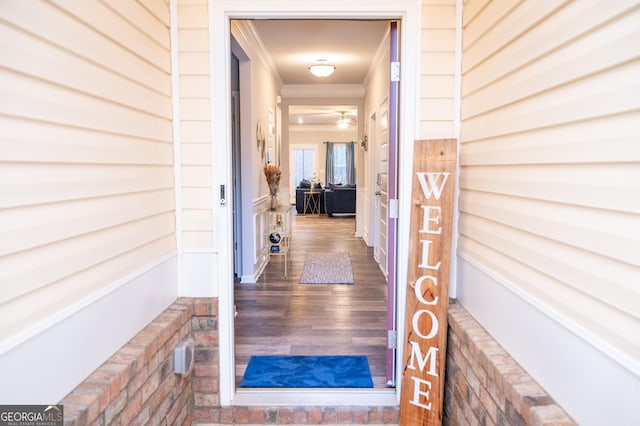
[308,60,335,78]
[336,112,349,129]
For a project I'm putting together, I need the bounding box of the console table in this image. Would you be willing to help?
[264,204,292,277]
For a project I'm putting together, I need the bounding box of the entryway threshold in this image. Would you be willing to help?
[232,388,398,406]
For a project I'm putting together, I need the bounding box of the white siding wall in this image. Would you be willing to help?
[177,0,213,251]
[0,0,177,402]
[457,1,640,423]
[420,0,458,138]
[175,0,218,296]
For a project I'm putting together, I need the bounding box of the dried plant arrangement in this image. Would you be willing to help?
[263,164,282,209]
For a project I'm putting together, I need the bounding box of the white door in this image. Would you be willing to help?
[385,20,400,386]
[376,98,389,277]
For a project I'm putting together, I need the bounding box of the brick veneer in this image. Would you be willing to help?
[61,298,218,425]
[194,406,400,424]
[61,297,573,425]
[60,298,399,425]
[444,302,576,426]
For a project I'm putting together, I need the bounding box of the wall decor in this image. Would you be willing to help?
[360,134,368,151]
[256,120,266,161]
[267,108,275,163]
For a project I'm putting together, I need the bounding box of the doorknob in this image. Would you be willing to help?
[374,191,381,196]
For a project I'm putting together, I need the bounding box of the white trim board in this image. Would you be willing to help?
[456,254,640,426]
[210,0,421,406]
[181,252,218,297]
[170,0,184,301]
[0,255,179,404]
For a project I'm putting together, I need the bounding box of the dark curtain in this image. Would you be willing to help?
[325,141,356,185]
[324,141,334,185]
[346,141,355,185]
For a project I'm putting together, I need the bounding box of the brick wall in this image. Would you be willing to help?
[191,302,220,423]
[195,405,400,424]
[444,302,576,426]
[59,296,400,425]
[61,298,217,425]
[62,297,574,425]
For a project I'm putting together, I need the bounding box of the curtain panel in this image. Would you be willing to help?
[324,141,356,185]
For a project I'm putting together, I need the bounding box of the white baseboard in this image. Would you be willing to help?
[362,229,370,247]
[0,255,179,404]
[240,263,265,284]
[181,251,218,297]
[456,254,640,426]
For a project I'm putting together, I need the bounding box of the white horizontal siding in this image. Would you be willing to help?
[177,0,213,251]
[49,0,171,71]
[462,0,634,96]
[458,1,640,418]
[0,118,173,165]
[0,70,171,140]
[420,0,458,139]
[0,190,175,256]
[1,1,171,95]
[140,0,171,24]
[181,141,211,161]
[0,213,175,306]
[0,1,174,347]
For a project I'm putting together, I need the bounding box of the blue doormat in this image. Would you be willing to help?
[240,355,374,388]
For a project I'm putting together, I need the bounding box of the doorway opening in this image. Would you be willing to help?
[212,0,420,406]
[232,17,396,392]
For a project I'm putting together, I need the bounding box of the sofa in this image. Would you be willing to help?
[324,184,356,216]
[295,180,325,214]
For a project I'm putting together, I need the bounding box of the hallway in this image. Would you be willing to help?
[234,213,389,388]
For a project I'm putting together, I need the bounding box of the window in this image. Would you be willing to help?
[293,148,314,185]
[331,144,348,184]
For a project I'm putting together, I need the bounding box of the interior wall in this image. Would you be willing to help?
[457,1,640,423]
[288,128,358,188]
[231,20,283,283]
[281,94,364,206]
[0,0,178,402]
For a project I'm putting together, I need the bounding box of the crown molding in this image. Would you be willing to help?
[231,20,283,87]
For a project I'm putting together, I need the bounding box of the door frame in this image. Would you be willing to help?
[211,0,421,406]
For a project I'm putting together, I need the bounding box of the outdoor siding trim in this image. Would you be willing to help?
[0,1,175,346]
[177,0,214,251]
[458,0,640,376]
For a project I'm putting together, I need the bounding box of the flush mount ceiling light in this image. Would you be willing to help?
[308,60,335,78]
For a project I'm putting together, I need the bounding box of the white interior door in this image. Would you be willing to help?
[385,20,399,386]
[376,98,389,277]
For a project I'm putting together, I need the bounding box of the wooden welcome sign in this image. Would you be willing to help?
[399,139,457,425]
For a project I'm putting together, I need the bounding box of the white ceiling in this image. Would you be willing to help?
[248,19,389,127]
[288,105,358,127]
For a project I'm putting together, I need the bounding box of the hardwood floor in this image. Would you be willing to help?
[234,211,390,388]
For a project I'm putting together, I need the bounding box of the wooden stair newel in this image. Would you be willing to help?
[399,139,457,425]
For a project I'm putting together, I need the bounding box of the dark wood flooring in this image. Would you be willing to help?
[234,211,389,388]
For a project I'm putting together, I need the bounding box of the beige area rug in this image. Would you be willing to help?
[299,252,355,284]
